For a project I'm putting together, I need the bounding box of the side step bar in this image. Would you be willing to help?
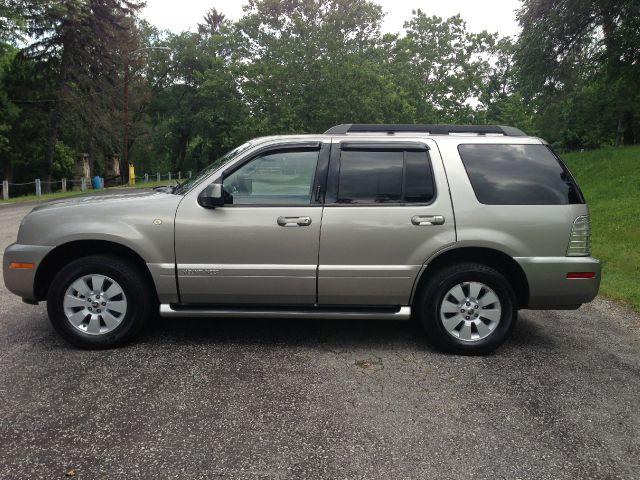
[159,304,411,321]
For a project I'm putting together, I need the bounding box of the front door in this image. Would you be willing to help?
[318,139,456,306]
[174,142,328,304]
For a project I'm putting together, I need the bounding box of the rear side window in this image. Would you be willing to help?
[458,144,584,205]
[336,149,435,204]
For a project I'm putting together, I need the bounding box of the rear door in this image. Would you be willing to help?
[317,138,456,306]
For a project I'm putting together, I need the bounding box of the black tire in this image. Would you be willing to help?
[46,255,152,349]
[416,262,517,355]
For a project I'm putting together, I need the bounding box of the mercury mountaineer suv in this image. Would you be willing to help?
[3,124,601,354]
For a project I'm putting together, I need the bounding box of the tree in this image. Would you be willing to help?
[235,0,414,133]
[0,46,21,180]
[19,0,144,189]
[517,0,640,146]
[0,1,24,180]
[479,37,535,134]
[397,11,496,123]
[0,0,25,48]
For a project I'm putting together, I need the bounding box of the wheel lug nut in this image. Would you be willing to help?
[466,302,470,306]
[460,309,465,313]
[465,316,470,320]
[101,302,106,306]
[474,305,479,309]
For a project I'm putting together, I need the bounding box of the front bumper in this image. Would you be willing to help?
[516,256,601,309]
[2,243,54,301]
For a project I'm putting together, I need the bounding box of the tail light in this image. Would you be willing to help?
[566,215,591,257]
[566,272,596,279]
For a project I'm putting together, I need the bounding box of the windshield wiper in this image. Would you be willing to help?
[153,184,178,193]
[173,180,186,194]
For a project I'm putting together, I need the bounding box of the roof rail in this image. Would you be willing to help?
[323,124,527,137]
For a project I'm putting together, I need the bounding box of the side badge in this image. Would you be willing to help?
[153,219,162,226]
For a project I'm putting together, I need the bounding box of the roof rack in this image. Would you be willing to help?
[323,124,527,137]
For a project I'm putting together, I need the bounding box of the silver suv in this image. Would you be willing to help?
[3,124,600,354]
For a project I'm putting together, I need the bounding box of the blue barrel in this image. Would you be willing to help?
[91,176,101,189]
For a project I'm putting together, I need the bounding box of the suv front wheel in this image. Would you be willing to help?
[416,263,517,355]
[46,255,152,349]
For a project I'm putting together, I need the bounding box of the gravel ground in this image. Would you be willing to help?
[1,199,639,479]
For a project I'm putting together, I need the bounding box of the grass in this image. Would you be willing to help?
[563,145,640,311]
[0,179,176,204]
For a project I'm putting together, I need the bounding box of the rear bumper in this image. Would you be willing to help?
[515,256,601,309]
[2,243,54,301]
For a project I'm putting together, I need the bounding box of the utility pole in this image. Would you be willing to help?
[122,46,171,185]
[123,52,130,185]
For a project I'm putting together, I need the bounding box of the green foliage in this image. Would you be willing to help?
[0,47,20,167]
[398,11,495,123]
[2,0,639,186]
[235,0,401,133]
[0,1,25,48]
[12,0,145,188]
[52,140,74,178]
[517,0,640,147]
[563,146,640,311]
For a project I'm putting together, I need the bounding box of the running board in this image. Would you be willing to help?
[159,304,411,321]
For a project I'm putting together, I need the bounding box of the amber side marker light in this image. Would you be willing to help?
[9,262,35,269]
[566,272,596,279]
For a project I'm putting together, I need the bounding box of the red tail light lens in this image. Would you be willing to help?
[566,272,596,279]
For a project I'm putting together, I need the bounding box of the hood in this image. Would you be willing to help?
[30,189,171,213]
[18,188,183,246]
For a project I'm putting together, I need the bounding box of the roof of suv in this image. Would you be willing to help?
[249,124,543,147]
[323,124,527,136]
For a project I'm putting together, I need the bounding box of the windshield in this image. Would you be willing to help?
[174,141,254,194]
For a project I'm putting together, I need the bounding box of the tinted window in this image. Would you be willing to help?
[336,149,435,204]
[458,144,584,205]
[338,150,403,203]
[223,149,319,205]
[405,151,435,203]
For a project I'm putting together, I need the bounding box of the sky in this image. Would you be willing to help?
[143,0,522,38]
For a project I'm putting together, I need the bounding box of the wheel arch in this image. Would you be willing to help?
[411,247,530,309]
[34,240,158,302]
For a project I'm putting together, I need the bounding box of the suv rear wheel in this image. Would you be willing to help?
[46,255,152,349]
[416,263,517,355]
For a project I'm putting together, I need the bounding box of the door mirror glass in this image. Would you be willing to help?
[199,182,225,208]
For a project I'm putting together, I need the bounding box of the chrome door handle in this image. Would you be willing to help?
[277,216,312,227]
[411,215,445,226]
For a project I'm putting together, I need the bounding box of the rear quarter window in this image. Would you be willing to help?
[458,144,584,205]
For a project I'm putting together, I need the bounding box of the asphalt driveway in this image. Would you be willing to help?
[1,199,639,479]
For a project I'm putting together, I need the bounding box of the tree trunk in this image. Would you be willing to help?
[44,112,61,194]
[615,113,624,146]
[601,6,626,147]
[44,33,71,194]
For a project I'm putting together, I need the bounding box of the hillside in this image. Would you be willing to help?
[563,146,640,311]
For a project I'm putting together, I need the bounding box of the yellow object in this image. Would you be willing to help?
[129,164,135,186]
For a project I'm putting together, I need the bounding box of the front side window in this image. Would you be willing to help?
[458,144,584,205]
[223,149,319,205]
[336,149,435,204]
[175,141,253,194]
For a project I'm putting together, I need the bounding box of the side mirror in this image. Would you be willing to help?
[198,182,225,208]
